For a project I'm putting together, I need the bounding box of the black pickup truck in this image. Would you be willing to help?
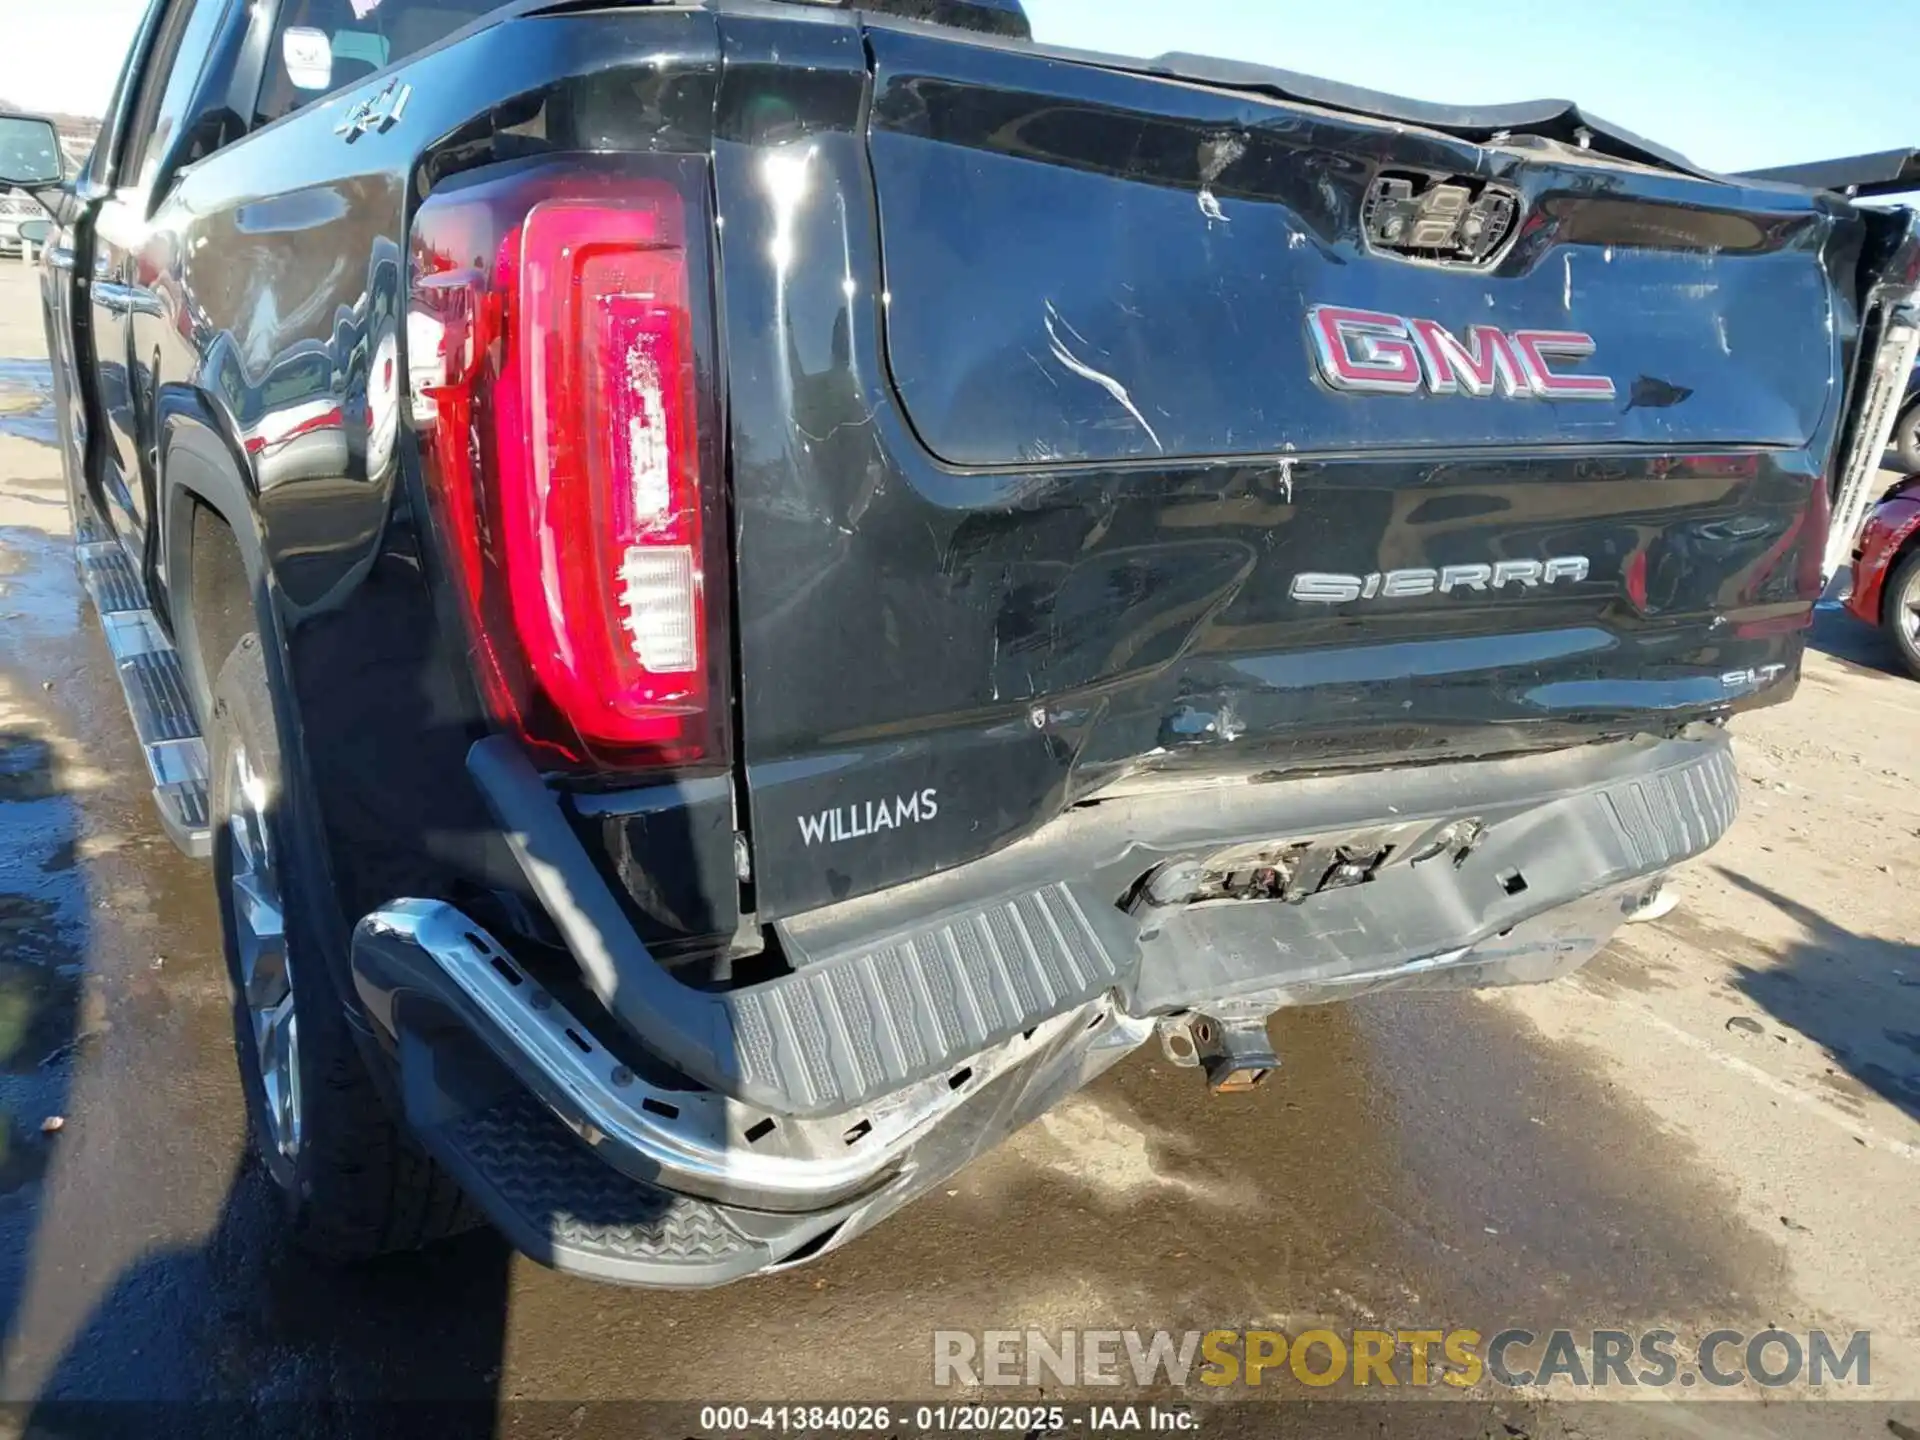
[10,0,1919,1287]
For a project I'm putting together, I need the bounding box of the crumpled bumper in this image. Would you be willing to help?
[352,901,1149,1285]
[348,730,1737,1286]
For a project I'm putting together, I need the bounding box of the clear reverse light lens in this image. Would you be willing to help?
[619,544,697,673]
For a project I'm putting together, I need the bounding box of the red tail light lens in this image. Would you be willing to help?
[408,161,724,772]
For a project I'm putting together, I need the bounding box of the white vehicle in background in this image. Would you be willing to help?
[0,189,46,257]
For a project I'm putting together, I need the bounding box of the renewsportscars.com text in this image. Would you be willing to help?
[932,1328,1871,1391]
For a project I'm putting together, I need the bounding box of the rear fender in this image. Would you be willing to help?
[156,410,364,1021]
[157,398,263,715]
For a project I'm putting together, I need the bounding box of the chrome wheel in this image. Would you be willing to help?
[1902,570,1920,645]
[226,741,301,1161]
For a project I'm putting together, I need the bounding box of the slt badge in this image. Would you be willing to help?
[1308,305,1617,401]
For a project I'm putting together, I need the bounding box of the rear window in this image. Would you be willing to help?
[255,0,498,127]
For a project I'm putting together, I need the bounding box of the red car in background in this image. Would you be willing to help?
[1840,354,1920,678]
[1846,474,1920,678]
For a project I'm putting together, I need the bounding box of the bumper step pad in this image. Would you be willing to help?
[75,537,211,858]
[415,1077,833,1286]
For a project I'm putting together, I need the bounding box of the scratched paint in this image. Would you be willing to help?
[1042,302,1164,453]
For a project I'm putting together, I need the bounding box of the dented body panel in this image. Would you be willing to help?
[869,29,1847,463]
[719,14,1865,921]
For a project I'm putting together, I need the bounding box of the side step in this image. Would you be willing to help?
[74,526,212,858]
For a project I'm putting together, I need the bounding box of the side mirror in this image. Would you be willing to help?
[17,218,52,245]
[0,115,63,191]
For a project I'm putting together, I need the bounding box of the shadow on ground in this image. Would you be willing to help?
[1721,867,1920,1122]
[0,724,84,1383]
[26,1170,512,1433]
[1806,603,1915,679]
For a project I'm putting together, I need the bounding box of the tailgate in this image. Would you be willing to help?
[713,18,1866,922]
[872,51,1837,464]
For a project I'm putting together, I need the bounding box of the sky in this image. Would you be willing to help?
[0,0,1914,176]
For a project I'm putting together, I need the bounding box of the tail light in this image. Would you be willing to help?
[407,159,725,772]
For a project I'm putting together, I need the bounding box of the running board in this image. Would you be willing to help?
[74,528,211,858]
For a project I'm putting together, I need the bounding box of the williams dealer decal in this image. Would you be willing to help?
[798,790,940,846]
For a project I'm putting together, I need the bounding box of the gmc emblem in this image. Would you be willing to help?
[1308,306,1616,401]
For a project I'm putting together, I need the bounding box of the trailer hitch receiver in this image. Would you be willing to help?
[1159,1013,1280,1093]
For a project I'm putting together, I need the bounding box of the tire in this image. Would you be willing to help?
[1882,545,1920,681]
[1896,400,1920,476]
[209,632,477,1259]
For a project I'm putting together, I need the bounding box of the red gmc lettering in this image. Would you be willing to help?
[1306,306,1423,393]
[1310,310,1615,401]
[1407,318,1527,397]
[1510,329,1618,400]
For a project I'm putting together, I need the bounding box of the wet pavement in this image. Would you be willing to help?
[0,359,56,449]
[0,266,1916,1437]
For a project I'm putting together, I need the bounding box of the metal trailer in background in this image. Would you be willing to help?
[1741,148,1920,579]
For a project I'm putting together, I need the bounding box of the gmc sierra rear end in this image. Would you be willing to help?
[19,0,1919,1285]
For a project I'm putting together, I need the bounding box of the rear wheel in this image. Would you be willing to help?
[1896,400,1920,475]
[209,632,477,1258]
[1882,546,1920,680]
